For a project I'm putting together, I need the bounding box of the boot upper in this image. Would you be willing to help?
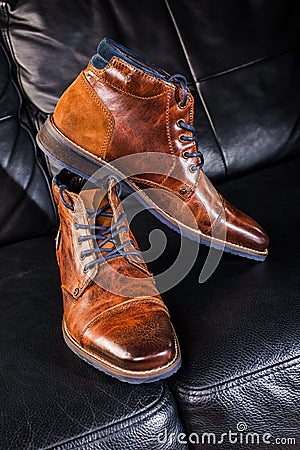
[52,171,179,373]
[52,38,269,256]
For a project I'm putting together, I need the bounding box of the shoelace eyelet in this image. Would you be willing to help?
[61,178,141,269]
[189,165,197,173]
[179,186,188,195]
[178,101,188,109]
[168,73,205,171]
[182,150,190,159]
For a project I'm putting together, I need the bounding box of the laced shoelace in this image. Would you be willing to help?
[59,183,140,272]
[168,74,204,171]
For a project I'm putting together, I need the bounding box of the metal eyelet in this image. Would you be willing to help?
[189,165,197,173]
[83,265,89,273]
[179,186,188,195]
[80,252,85,260]
[73,288,79,297]
[179,134,186,143]
[178,101,188,109]
[182,150,189,159]
[176,119,184,128]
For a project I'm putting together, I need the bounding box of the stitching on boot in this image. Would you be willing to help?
[79,72,114,159]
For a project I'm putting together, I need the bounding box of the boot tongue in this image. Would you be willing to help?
[107,179,144,266]
[93,37,169,80]
[80,188,114,255]
[80,188,111,228]
[80,183,143,266]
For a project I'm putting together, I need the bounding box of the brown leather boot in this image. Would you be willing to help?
[38,38,269,261]
[52,169,181,383]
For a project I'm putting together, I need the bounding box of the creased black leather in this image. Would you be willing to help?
[5,1,300,180]
[1,0,229,179]
[165,0,300,79]
[198,47,300,177]
[166,0,300,177]
[0,28,55,245]
[159,156,300,449]
[3,0,190,114]
[0,236,188,450]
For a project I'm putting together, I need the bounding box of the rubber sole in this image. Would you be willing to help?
[37,115,268,262]
[62,320,181,384]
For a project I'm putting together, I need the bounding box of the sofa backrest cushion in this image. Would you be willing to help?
[2,0,300,182]
[0,31,56,245]
[166,0,300,177]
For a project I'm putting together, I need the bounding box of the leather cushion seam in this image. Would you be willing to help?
[176,355,300,398]
[49,384,170,449]
[196,46,299,83]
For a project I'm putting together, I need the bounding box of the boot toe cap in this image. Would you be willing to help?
[223,201,269,254]
[226,216,269,252]
[81,302,180,375]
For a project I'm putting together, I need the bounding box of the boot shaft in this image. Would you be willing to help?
[39,39,268,262]
[53,39,200,195]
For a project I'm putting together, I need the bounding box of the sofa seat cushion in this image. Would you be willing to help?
[0,236,187,450]
[162,155,300,448]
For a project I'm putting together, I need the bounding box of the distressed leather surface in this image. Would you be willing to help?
[52,175,179,375]
[52,55,269,254]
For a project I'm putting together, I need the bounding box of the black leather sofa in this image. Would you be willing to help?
[1,1,299,449]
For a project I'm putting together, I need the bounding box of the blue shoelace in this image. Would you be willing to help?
[168,74,204,171]
[59,183,140,271]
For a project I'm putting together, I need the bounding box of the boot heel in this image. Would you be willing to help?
[37,115,102,179]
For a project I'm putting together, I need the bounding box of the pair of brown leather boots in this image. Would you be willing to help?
[38,38,269,383]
